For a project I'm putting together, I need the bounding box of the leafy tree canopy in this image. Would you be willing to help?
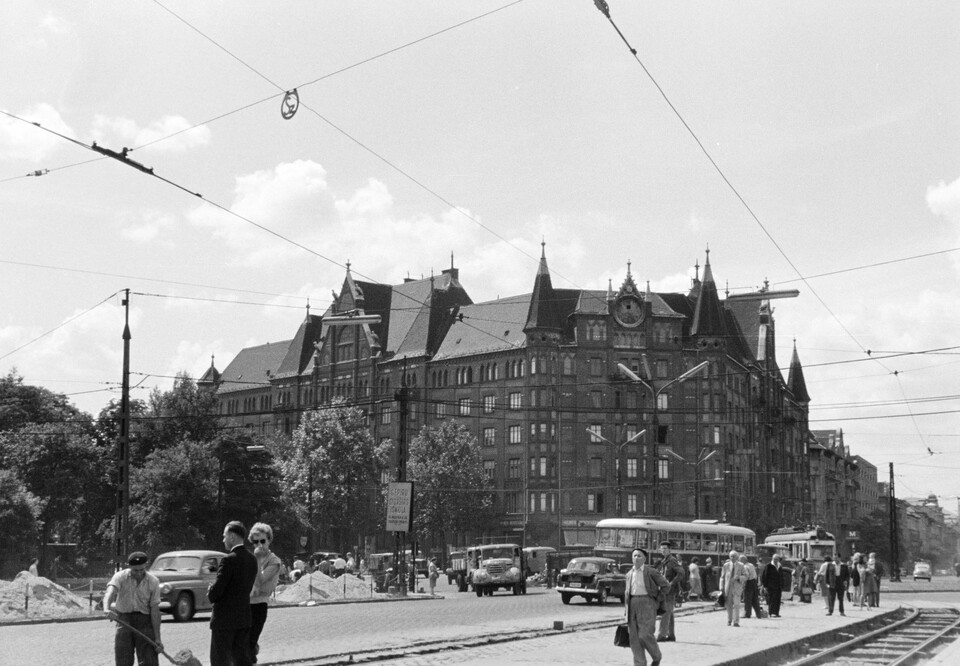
[0,369,88,431]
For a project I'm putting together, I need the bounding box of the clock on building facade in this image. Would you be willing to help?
[613,293,644,327]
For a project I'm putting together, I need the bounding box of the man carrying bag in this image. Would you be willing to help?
[623,548,670,666]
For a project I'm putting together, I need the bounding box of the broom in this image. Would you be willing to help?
[110,614,203,666]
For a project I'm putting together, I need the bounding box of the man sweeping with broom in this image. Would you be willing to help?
[103,551,164,666]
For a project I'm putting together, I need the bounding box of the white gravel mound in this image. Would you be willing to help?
[0,571,92,622]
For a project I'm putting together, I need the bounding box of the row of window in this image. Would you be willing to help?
[499,491,649,515]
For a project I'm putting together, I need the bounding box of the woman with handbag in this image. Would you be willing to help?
[623,548,670,666]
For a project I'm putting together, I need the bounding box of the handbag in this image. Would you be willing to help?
[614,623,630,648]
[716,591,726,607]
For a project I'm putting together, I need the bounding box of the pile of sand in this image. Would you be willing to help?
[274,571,385,604]
[0,572,92,622]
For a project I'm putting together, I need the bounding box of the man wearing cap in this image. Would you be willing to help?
[103,551,163,666]
[209,520,258,666]
[654,540,684,642]
[624,548,669,666]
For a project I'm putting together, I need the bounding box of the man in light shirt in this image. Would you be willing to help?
[103,551,163,666]
[741,554,763,619]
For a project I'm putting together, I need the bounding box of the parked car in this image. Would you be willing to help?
[150,550,225,622]
[912,561,932,581]
[556,557,625,605]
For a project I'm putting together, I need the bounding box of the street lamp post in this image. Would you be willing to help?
[617,359,709,516]
[589,428,646,517]
[662,448,717,519]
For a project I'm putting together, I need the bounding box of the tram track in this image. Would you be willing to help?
[785,606,960,666]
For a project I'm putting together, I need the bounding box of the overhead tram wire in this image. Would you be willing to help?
[0,290,120,363]
[591,1,935,451]
[139,0,571,291]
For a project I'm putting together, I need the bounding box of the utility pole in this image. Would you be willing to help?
[395,382,410,594]
[889,462,901,582]
[114,289,131,569]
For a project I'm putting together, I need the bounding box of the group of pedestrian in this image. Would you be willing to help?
[103,519,282,666]
[814,551,882,614]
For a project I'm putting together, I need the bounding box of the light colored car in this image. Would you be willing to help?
[150,550,225,621]
[912,561,932,581]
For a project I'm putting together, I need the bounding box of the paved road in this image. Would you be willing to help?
[2,579,625,666]
[5,576,960,666]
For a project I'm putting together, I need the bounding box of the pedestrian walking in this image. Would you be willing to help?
[815,557,831,612]
[427,558,439,596]
[849,553,862,606]
[826,553,849,616]
[719,550,746,627]
[688,556,702,600]
[867,553,883,606]
[208,520,258,666]
[102,551,163,666]
[701,557,716,597]
[248,522,281,664]
[624,548,669,666]
[760,553,785,618]
[741,554,763,619]
[655,540,684,642]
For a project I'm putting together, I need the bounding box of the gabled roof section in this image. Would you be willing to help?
[524,244,562,333]
[218,340,291,395]
[433,294,529,360]
[690,249,726,337]
[198,355,221,386]
[275,314,324,379]
[387,268,473,361]
[787,341,811,403]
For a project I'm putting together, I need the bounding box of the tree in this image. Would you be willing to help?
[0,369,86,431]
[0,470,42,577]
[274,400,390,554]
[408,420,497,557]
[128,438,219,553]
[849,508,902,566]
[136,372,221,460]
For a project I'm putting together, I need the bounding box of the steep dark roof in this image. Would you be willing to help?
[690,255,726,337]
[218,340,290,395]
[433,294,529,360]
[524,247,562,333]
[275,314,324,379]
[787,342,811,403]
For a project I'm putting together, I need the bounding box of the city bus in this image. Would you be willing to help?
[594,518,757,568]
[762,526,836,563]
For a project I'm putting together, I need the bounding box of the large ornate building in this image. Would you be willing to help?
[206,248,815,547]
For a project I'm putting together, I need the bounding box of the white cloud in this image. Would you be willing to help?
[90,114,211,152]
[927,176,960,223]
[0,103,73,162]
[40,12,72,35]
[119,210,176,245]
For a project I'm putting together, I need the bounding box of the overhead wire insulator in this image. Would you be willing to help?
[281,89,300,119]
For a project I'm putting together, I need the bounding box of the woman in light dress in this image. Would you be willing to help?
[688,556,703,600]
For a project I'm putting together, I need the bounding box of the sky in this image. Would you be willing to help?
[2,1,960,514]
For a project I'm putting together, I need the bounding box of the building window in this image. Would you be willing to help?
[381,405,392,424]
[483,460,495,479]
[656,359,669,378]
[562,355,574,375]
[508,458,521,479]
[506,492,520,514]
[483,427,496,447]
[459,398,471,416]
[627,493,638,514]
[589,457,603,477]
[590,390,603,408]
[435,401,447,418]
[539,456,548,477]
[626,458,638,479]
[588,424,603,443]
[587,493,605,513]
[483,395,496,414]
[657,393,669,411]
[509,392,522,410]
[658,459,670,480]
[590,357,604,376]
[509,425,522,444]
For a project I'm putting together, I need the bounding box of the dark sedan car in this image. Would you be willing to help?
[556,557,626,605]
[150,550,225,621]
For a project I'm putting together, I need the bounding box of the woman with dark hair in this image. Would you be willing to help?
[249,522,282,663]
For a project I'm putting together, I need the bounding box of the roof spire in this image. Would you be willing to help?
[607,278,614,302]
[627,259,632,279]
[346,259,351,273]
[451,252,454,270]
[305,298,311,321]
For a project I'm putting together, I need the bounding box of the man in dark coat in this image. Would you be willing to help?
[208,521,258,666]
[760,553,785,617]
[654,540,684,642]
